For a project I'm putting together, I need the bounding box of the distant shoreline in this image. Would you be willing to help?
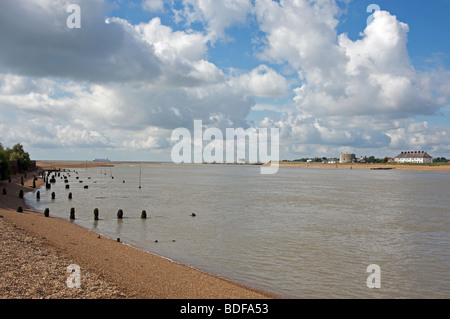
[35,160,450,173]
[35,160,164,169]
[276,161,450,172]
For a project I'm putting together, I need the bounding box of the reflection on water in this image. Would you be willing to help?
[26,163,450,298]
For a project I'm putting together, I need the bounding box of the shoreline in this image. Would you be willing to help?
[277,161,450,172]
[36,160,450,172]
[0,163,275,299]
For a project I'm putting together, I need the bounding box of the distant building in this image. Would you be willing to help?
[357,156,367,163]
[340,153,356,164]
[394,151,432,164]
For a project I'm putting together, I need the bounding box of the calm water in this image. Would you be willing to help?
[26,163,449,298]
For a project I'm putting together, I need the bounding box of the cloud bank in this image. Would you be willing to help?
[0,0,449,160]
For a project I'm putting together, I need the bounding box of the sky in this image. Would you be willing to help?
[0,0,449,161]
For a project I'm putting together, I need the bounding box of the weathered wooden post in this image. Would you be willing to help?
[70,208,76,220]
[44,208,50,218]
[36,191,40,200]
[19,190,24,199]
[94,208,99,221]
[17,206,23,213]
[117,209,123,219]
[66,184,70,189]
[68,192,72,200]
[51,192,56,200]
[2,188,6,195]
[20,176,24,186]
[141,210,147,219]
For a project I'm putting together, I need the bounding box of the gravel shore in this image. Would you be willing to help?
[0,217,132,299]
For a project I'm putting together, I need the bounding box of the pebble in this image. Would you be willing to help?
[0,218,132,299]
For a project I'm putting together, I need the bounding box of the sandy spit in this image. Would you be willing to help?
[0,163,275,299]
[276,162,450,172]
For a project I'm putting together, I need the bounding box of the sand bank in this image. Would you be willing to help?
[277,162,450,172]
[0,166,274,299]
[35,161,160,170]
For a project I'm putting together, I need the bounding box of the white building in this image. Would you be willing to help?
[394,151,433,164]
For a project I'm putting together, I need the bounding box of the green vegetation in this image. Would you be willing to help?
[0,143,12,180]
[0,142,32,180]
[6,143,31,171]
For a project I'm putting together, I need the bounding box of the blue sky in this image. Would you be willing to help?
[0,0,449,161]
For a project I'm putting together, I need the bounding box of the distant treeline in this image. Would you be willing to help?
[287,157,338,163]
[0,143,31,180]
[433,157,448,163]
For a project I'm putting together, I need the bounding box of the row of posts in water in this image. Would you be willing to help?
[20,170,192,219]
[38,206,148,220]
[7,188,147,219]
[8,169,147,220]
[40,169,147,219]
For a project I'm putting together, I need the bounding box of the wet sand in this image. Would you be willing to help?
[0,163,274,299]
